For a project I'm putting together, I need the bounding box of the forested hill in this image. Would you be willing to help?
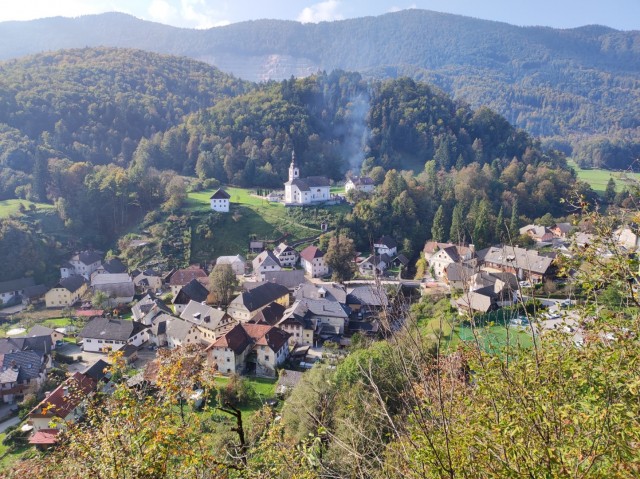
[1,10,639,168]
[0,48,249,197]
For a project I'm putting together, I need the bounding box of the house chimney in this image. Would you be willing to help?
[44,391,51,398]
[63,386,69,397]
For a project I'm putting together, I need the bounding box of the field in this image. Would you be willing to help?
[568,160,640,194]
[187,186,349,261]
[420,315,535,353]
[0,199,54,218]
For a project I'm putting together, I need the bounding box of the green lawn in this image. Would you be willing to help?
[41,317,73,328]
[420,315,535,353]
[568,160,640,194]
[0,199,54,218]
[187,186,335,261]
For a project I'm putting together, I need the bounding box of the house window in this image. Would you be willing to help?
[226,358,230,362]
[264,356,270,361]
[86,339,91,343]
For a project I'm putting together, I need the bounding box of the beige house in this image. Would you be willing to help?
[45,275,88,308]
[179,300,236,343]
[300,246,329,278]
[277,301,316,346]
[206,323,290,378]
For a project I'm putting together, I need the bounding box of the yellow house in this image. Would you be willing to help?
[45,275,88,308]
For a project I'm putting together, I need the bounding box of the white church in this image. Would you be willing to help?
[283,152,331,206]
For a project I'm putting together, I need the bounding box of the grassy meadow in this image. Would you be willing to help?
[0,199,53,218]
[568,160,640,194]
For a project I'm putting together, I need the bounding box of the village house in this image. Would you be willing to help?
[45,275,88,308]
[455,290,499,314]
[168,265,208,296]
[91,273,135,306]
[0,350,48,404]
[60,250,102,280]
[179,300,235,343]
[468,272,519,307]
[284,152,331,206]
[345,176,375,194]
[0,278,36,308]
[357,254,389,277]
[164,318,201,349]
[227,282,290,322]
[252,250,282,280]
[28,369,102,447]
[262,269,306,291]
[79,317,149,353]
[215,255,246,275]
[477,245,555,283]
[374,236,398,257]
[206,323,290,378]
[444,263,477,291]
[300,245,329,278]
[172,279,210,314]
[273,242,299,268]
[210,188,231,212]
[519,224,555,243]
[614,226,640,251]
[277,301,316,347]
[292,283,350,337]
[423,241,476,280]
[131,293,173,326]
[132,269,163,292]
[27,325,64,349]
[551,222,574,239]
[92,257,127,277]
[346,285,390,316]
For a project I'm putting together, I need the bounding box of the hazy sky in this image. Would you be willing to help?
[0,1,638,31]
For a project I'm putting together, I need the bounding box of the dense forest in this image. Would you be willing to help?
[0,11,638,168]
[0,48,587,282]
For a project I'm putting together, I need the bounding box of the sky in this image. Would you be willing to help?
[0,0,638,31]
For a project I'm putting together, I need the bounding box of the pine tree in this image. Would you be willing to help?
[431,205,446,242]
[509,198,520,239]
[449,203,465,243]
[604,177,617,204]
[495,206,504,242]
[473,200,491,250]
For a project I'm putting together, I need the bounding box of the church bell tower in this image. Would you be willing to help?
[288,151,300,181]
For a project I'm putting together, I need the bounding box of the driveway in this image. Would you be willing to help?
[0,416,20,434]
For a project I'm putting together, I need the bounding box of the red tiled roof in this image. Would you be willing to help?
[29,428,60,445]
[29,372,96,419]
[169,266,207,286]
[211,323,290,354]
[300,246,324,261]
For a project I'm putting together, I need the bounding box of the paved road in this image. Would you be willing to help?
[0,416,20,434]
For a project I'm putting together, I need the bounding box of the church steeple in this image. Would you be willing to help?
[288,151,299,181]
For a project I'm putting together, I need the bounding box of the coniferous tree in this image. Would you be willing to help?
[604,177,617,204]
[473,199,491,250]
[431,205,446,242]
[495,206,504,242]
[449,203,465,243]
[509,198,520,239]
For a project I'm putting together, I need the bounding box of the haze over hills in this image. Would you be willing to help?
[1,9,639,166]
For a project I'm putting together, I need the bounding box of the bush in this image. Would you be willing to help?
[217,375,256,407]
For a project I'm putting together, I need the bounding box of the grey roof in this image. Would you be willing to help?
[166,318,197,341]
[302,298,349,319]
[57,275,88,293]
[279,300,314,330]
[252,302,287,326]
[294,282,347,303]
[230,282,289,313]
[210,188,230,200]
[80,317,148,342]
[100,258,127,274]
[216,254,245,265]
[179,300,227,330]
[348,320,380,333]
[173,279,209,305]
[0,350,44,383]
[346,285,389,308]
[131,294,172,322]
[253,250,281,271]
[0,336,51,355]
[553,223,573,234]
[82,359,110,382]
[274,243,297,256]
[349,176,374,186]
[23,284,48,299]
[446,263,477,283]
[455,291,497,313]
[375,235,398,249]
[477,245,555,275]
[91,273,132,286]
[0,277,35,295]
[285,176,330,191]
[27,325,56,337]
[76,250,102,265]
[151,313,177,336]
[394,254,410,266]
[276,369,304,391]
[263,270,306,290]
